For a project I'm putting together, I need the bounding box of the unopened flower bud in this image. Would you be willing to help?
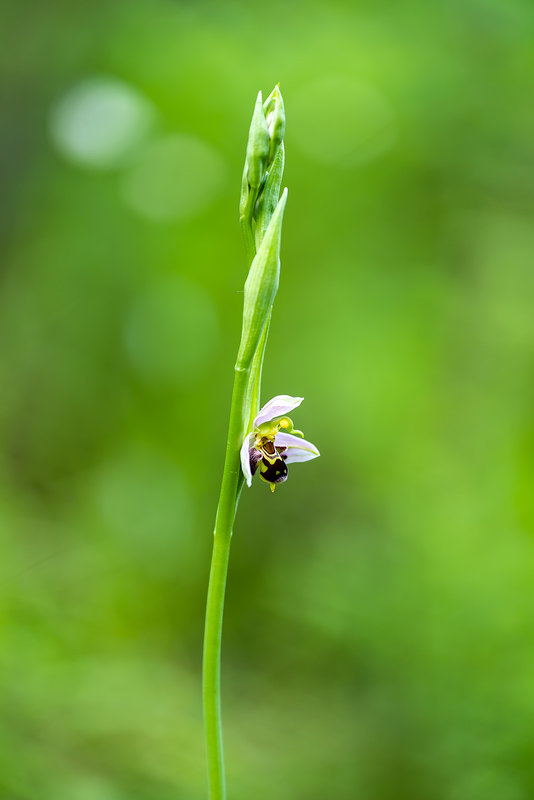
[245,91,270,190]
[263,85,285,164]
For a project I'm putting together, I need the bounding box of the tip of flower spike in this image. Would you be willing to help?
[263,83,283,105]
[263,87,285,164]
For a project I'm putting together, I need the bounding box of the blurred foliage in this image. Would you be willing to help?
[1,0,534,798]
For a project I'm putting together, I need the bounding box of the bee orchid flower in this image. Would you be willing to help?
[240,395,320,491]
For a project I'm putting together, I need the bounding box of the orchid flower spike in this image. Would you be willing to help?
[240,395,320,492]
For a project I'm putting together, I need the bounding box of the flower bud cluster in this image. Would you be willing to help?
[239,86,285,242]
[236,86,287,374]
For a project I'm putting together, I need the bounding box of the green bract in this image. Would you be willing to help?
[236,187,287,371]
[254,144,285,250]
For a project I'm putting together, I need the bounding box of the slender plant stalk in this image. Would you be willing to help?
[202,365,249,800]
[202,140,262,800]
[202,86,287,800]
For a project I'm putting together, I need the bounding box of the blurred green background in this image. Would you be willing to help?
[2,0,534,798]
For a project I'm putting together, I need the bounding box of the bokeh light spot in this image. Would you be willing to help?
[290,75,397,167]
[124,274,218,386]
[49,76,155,169]
[121,134,226,221]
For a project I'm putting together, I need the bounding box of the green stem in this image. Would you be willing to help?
[203,365,250,800]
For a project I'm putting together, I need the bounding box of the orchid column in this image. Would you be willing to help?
[202,87,319,800]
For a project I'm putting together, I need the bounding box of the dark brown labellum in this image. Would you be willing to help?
[260,456,288,485]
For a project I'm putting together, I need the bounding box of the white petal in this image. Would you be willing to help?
[254,395,304,428]
[240,434,255,487]
[275,431,320,464]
